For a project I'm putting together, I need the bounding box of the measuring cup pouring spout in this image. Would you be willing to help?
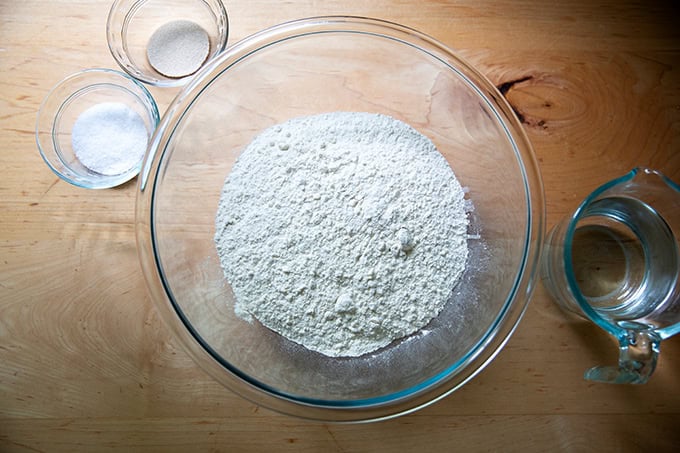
[541,167,680,384]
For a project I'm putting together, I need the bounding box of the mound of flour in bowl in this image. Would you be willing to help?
[215,112,469,357]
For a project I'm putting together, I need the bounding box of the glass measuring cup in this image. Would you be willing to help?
[541,167,680,384]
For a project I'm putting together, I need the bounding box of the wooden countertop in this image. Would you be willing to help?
[1,1,679,451]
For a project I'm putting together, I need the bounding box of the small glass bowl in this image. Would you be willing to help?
[107,0,229,87]
[36,68,160,189]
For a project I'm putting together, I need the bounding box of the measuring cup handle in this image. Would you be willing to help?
[584,330,661,384]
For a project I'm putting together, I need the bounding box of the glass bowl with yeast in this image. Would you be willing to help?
[107,0,229,87]
[136,17,544,421]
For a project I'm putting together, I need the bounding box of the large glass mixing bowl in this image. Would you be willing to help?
[136,16,544,422]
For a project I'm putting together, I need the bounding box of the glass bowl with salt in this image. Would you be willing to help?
[107,0,229,87]
[36,68,159,189]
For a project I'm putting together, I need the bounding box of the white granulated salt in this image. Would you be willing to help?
[71,102,148,176]
[146,20,210,78]
[215,112,469,357]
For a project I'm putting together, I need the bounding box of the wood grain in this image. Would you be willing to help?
[1,0,679,451]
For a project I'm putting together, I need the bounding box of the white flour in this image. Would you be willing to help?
[215,112,469,357]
